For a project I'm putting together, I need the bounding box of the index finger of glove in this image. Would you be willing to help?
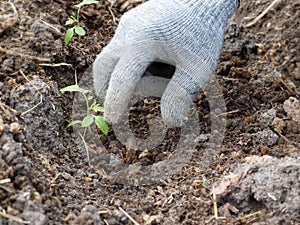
[104,52,153,124]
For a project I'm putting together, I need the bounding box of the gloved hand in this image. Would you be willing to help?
[93,0,239,127]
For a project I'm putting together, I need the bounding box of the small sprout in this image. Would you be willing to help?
[62,0,104,165]
[64,0,99,44]
[60,84,107,135]
[90,102,104,112]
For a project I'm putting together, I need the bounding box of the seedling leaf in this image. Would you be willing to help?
[60,84,87,94]
[95,116,108,134]
[64,27,74,45]
[82,115,94,127]
[65,18,75,25]
[77,0,99,7]
[83,0,99,4]
[67,120,82,128]
[75,26,86,36]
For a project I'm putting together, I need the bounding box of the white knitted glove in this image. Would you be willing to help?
[93,0,239,127]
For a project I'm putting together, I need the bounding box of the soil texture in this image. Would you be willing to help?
[0,0,299,224]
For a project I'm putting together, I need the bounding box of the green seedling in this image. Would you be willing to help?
[60,84,108,135]
[64,0,99,44]
[60,80,108,165]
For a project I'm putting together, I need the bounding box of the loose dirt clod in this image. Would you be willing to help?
[221,155,300,218]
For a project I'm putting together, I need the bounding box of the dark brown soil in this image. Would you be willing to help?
[0,0,299,224]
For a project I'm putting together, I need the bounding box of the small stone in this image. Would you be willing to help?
[272,117,286,134]
[254,129,278,147]
[114,199,122,207]
[61,172,71,181]
[14,133,25,142]
[259,108,277,125]
[9,122,23,134]
[32,191,42,204]
[82,205,97,213]
[76,169,86,178]
[2,58,14,73]
[283,97,300,123]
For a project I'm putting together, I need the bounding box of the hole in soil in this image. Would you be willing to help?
[247,194,267,212]
[128,97,161,140]
[99,116,182,166]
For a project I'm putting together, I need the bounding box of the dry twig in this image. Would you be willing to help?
[8,0,18,14]
[0,211,30,224]
[205,186,226,224]
[99,210,110,215]
[39,19,63,35]
[119,207,140,225]
[0,178,11,184]
[245,0,282,28]
[0,101,17,114]
[217,109,240,117]
[233,210,264,223]
[108,6,117,25]
[0,46,51,62]
[38,63,72,67]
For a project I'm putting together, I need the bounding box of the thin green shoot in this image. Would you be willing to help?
[64,0,99,44]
